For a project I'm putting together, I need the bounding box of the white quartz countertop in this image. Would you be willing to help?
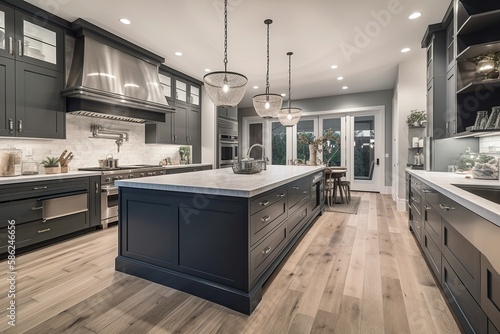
[116,165,325,198]
[0,171,101,185]
[406,169,500,227]
[161,163,212,170]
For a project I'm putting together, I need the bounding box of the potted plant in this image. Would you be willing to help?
[179,146,191,164]
[406,109,427,127]
[41,156,60,174]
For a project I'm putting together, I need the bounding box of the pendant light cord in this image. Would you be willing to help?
[223,0,228,72]
[265,21,270,95]
[288,52,292,109]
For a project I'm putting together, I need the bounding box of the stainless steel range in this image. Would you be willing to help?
[79,165,166,228]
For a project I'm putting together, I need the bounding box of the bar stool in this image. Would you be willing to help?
[340,180,351,203]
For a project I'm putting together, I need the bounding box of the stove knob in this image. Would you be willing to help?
[140,173,145,177]
[105,178,111,183]
[159,171,165,175]
[152,172,157,175]
[119,175,123,179]
[147,172,153,176]
[128,174,134,179]
[112,176,119,181]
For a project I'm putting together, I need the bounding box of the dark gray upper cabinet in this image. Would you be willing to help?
[0,2,65,139]
[172,104,188,145]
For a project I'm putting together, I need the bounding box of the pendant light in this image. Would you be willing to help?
[203,0,248,107]
[278,52,302,127]
[253,19,283,118]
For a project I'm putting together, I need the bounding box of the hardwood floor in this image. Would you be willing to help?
[0,192,461,334]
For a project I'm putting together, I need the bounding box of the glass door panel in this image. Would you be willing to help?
[190,86,200,106]
[322,118,342,167]
[296,119,315,163]
[0,11,5,52]
[175,79,187,103]
[353,116,375,180]
[23,20,57,64]
[158,73,172,100]
[271,122,287,165]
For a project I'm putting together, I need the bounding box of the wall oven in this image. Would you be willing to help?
[219,134,238,168]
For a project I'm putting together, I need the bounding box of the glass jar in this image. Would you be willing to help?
[472,151,499,180]
[485,107,500,129]
[22,158,39,175]
[455,147,477,173]
[473,110,489,130]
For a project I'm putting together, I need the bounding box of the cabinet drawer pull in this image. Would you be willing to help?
[424,205,431,210]
[260,200,270,206]
[262,246,272,255]
[33,186,48,190]
[439,203,454,211]
[300,212,307,218]
[38,228,50,234]
[261,216,270,222]
[277,193,285,198]
[18,119,22,133]
[422,189,432,193]
[18,40,23,56]
[302,191,308,194]
[8,118,14,133]
[31,206,43,211]
[410,197,419,203]
[9,37,13,55]
[293,186,300,190]
[412,182,420,186]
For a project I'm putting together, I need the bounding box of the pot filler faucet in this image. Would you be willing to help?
[246,144,268,170]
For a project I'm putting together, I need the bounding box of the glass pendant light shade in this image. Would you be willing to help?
[204,71,247,107]
[279,52,302,127]
[253,19,283,118]
[203,0,247,107]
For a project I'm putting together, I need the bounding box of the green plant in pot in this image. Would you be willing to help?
[41,156,60,174]
[179,146,191,164]
[406,109,426,127]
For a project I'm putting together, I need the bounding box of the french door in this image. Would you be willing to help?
[242,107,384,192]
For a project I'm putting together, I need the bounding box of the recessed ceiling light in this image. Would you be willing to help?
[119,18,131,25]
[401,48,411,53]
[409,12,422,20]
[331,65,338,69]
[281,93,286,97]
[342,86,348,90]
[337,76,344,81]
[253,86,259,89]
[204,68,211,72]
[175,51,183,56]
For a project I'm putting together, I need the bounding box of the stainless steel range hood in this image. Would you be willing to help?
[62,35,175,123]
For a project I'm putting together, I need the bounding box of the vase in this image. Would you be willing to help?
[44,167,59,174]
[309,144,318,166]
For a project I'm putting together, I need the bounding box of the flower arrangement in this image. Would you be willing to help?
[406,109,426,127]
[298,129,340,153]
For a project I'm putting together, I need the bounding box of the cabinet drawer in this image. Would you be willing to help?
[443,219,481,303]
[0,198,42,228]
[250,198,287,246]
[0,178,89,202]
[490,320,500,334]
[288,178,310,211]
[287,203,308,241]
[409,205,422,242]
[423,231,441,284]
[421,183,439,210]
[481,255,500,331]
[410,187,422,216]
[250,221,287,284]
[423,202,441,249]
[442,258,487,334]
[250,187,287,215]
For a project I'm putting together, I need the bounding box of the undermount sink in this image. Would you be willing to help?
[452,184,500,205]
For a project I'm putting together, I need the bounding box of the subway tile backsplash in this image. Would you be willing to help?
[479,135,500,153]
[0,114,187,171]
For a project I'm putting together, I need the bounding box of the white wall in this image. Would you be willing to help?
[393,53,427,210]
[201,86,217,166]
[0,114,187,172]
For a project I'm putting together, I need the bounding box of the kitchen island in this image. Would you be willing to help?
[115,165,325,314]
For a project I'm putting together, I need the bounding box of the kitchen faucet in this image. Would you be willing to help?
[246,144,267,170]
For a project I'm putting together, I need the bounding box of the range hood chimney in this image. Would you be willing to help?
[62,20,175,123]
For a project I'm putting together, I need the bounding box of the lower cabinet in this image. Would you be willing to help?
[165,165,212,174]
[423,230,442,284]
[482,255,500,332]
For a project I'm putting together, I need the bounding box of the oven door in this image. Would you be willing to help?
[101,185,119,228]
[219,137,238,166]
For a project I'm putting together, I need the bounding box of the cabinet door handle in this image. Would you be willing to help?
[95,182,99,194]
[261,216,270,222]
[293,186,300,190]
[300,212,307,218]
[18,119,22,133]
[277,193,285,198]
[31,206,43,211]
[422,189,431,193]
[302,191,308,194]
[439,203,454,211]
[262,246,272,255]
[9,37,13,55]
[424,205,431,210]
[18,40,23,56]
[260,200,270,206]
[412,182,420,186]
[410,197,419,204]
[38,228,51,234]
[33,186,48,190]
[8,118,14,133]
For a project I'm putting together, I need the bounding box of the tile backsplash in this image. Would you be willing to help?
[479,135,500,153]
[0,114,188,171]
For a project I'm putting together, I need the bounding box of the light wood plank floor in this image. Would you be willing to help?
[0,193,462,334]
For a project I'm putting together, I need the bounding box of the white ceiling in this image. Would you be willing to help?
[27,0,451,108]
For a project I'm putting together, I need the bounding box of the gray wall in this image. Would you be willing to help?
[239,89,393,187]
